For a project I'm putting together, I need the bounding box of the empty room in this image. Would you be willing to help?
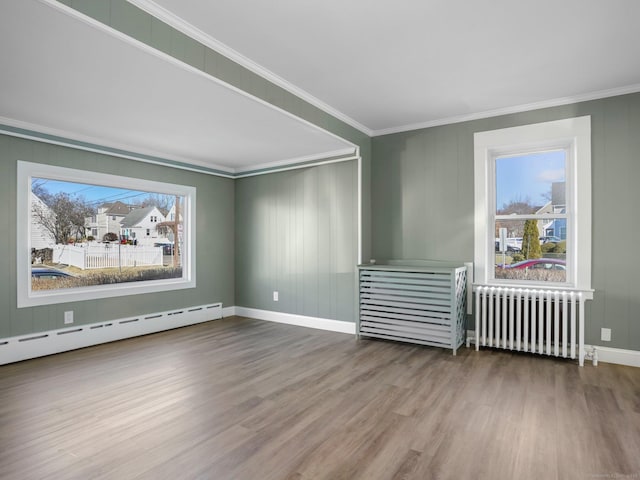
[1,1,639,479]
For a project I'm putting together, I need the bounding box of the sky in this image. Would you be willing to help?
[495,150,565,210]
[32,178,156,207]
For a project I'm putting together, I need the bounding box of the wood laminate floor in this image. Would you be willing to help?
[1,316,639,480]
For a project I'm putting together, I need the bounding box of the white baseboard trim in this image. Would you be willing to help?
[234,307,356,335]
[0,303,223,365]
[466,330,639,368]
[586,345,640,368]
[222,305,236,317]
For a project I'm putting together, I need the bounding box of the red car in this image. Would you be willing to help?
[505,258,566,270]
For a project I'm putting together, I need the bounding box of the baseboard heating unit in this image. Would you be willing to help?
[0,303,223,365]
[471,286,593,366]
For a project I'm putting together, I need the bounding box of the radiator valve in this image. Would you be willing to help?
[583,346,598,366]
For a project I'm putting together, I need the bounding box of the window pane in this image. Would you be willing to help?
[496,151,565,215]
[31,178,184,292]
[494,218,567,283]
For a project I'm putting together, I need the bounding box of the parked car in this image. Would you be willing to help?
[539,236,562,244]
[154,242,175,255]
[495,241,521,253]
[503,258,566,270]
[31,267,73,279]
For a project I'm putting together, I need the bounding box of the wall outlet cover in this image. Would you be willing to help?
[64,311,74,324]
[273,291,279,302]
[601,328,611,342]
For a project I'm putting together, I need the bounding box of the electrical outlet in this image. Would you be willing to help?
[601,328,611,342]
[64,311,74,325]
[273,291,279,302]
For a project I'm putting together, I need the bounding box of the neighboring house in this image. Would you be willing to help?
[30,192,56,249]
[536,201,553,238]
[165,203,180,223]
[543,182,567,240]
[535,182,567,240]
[120,206,167,245]
[162,203,183,243]
[85,201,131,240]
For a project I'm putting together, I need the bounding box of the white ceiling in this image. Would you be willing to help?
[2,0,640,173]
[145,0,640,134]
[0,0,355,174]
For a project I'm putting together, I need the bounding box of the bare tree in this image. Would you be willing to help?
[32,192,93,244]
[497,196,537,215]
[495,197,538,238]
[140,193,174,215]
[32,179,52,205]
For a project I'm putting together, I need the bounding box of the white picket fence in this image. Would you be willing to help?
[53,244,163,270]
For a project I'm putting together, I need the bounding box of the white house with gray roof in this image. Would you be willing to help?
[119,206,166,246]
[85,201,133,241]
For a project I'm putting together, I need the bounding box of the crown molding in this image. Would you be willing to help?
[235,154,359,179]
[372,83,640,136]
[1,117,358,179]
[234,147,356,174]
[127,0,373,138]
[0,116,237,176]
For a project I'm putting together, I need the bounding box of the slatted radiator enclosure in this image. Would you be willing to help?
[358,261,467,354]
[473,286,591,366]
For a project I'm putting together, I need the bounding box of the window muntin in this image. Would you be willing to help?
[17,161,196,307]
[473,116,591,291]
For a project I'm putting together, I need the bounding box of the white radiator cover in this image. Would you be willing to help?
[0,303,222,365]
[472,286,592,366]
[358,263,467,354]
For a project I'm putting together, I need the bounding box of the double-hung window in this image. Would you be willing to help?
[474,116,592,291]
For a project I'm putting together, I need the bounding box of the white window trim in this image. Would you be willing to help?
[474,116,592,293]
[17,161,196,308]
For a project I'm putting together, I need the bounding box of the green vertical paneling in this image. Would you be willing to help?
[110,0,151,45]
[371,92,640,351]
[214,55,244,93]
[627,94,640,347]
[597,97,630,347]
[0,135,235,338]
[150,17,173,55]
[335,161,357,321]
[0,137,13,337]
[170,29,205,71]
[302,167,320,316]
[71,0,110,25]
[235,161,358,323]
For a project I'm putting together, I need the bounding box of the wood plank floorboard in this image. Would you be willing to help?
[1,316,639,479]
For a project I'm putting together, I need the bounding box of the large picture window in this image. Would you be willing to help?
[474,116,591,291]
[17,161,196,307]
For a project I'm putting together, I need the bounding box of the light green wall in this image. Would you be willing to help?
[0,135,235,338]
[372,92,640,350]
[235,161,358,322]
